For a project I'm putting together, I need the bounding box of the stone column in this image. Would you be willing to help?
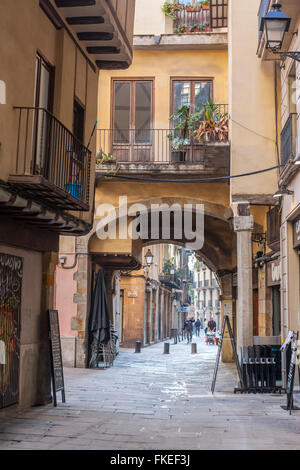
[74,236,90,368]
[160,288,165,339]
[149,287,153,343]
[233,202,254,350]
[154,288,159,342]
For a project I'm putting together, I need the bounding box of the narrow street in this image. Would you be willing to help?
[0,336,299,451]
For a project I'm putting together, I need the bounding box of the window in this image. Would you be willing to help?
[73,99,85,144]
[172,79,213,114]
[113,80,153,144]
[33,53,55,173]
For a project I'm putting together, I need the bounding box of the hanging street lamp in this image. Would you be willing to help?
[262,4,300,62]
[144,248,154,267]
[262,3,291,50]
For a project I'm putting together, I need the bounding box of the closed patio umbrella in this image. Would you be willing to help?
[88,268,110,368]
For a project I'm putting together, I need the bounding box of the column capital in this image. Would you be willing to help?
[233,215,254,232]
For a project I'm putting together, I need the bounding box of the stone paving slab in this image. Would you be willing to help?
[1,335,300,450]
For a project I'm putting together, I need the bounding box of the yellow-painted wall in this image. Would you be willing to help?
[98,48,228,135]
[229,0,278,197]
[0,0,98,218]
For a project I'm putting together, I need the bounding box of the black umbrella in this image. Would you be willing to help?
[88,268,110,368]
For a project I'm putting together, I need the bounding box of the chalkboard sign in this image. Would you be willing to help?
[285,331,299,414]
[48,310,65,406]
[211,315,244,394]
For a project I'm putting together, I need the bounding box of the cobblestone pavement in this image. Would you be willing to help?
[0,334,300,450]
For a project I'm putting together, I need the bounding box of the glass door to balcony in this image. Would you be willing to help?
[33,54,54,175]
[113,80,153,162]
[171,79,213,162]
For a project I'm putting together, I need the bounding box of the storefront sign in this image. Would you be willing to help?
[48,310,65,407]
[267,258,281,287]
[294,218,300,248]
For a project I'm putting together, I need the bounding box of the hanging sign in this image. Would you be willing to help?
[48,310,66,407]
[267,258,281,287]
[294,218,300,248]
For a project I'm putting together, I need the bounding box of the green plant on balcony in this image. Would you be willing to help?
[168,105,192,160]
[162,257,176,275]
[96,149,120,179]
[186,1,203,12]
[201,0,210,9]
[190,22,205,32]
[189,100,228,143]
[96,149,116,165]
[173,24,186,34]
[162,1,184,20]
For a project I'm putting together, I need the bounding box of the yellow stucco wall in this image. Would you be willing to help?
[98,48,228,134]
[229,0,278,197]
[0,0,98,219]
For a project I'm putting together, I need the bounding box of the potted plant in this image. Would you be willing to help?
[201,0,210,10]
[174,24,186,34]
[168,104,191,162]
[190,100,229,143]
[187,1,202,12]
[162,1,184,19]
[96,149,116,164]
[204,20,211,32]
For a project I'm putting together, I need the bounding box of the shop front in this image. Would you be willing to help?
[266,257,281,337]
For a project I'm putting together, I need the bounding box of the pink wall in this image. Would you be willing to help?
[54,256,77,337]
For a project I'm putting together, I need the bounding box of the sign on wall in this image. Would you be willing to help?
[294,218,300,249]
[267,258,281,287]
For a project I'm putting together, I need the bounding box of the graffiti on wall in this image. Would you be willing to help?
[0,254,23,408]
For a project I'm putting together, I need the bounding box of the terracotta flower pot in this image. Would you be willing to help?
[186,6,194,11]
[174,3,185,11]
[202,4,210,10]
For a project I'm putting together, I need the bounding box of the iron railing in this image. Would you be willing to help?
[280,113,297,166]
[173,0,227,32]
[13,107,91,206]
[98,104,228,164]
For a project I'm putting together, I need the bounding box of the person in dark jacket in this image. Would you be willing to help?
[184,318,193,343]
[195,319,201,336]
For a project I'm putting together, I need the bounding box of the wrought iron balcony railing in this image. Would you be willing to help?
[10,107,91,211]
[97,105,228,164]
[280,112,297,167]
[173,0,227,33]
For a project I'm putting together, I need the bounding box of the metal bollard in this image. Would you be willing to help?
[135,341,141,353]
[191,343,197,354]
[164,342,170,354]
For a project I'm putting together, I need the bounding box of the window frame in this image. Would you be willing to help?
[111,78,155,139]
[170,77,214,117]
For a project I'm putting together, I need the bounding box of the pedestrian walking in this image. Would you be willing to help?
[195,318,201,337]
[184,318,193,343]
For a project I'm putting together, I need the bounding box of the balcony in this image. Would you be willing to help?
[173,0,227,33]
[97,104,229,173]
[9,107,91,211]
[280,113,297,167]
[159,274,182,290]
[49,0,135,70]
